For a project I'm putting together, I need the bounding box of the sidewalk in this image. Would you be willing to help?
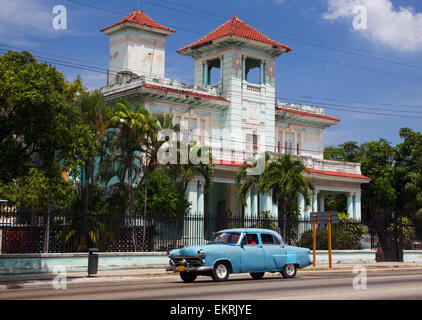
[1,262,422,290]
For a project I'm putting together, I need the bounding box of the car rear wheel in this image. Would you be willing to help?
[281,264,297,278]
[180,272,197,283]
[212,262,230,282]
[250,272,265,280]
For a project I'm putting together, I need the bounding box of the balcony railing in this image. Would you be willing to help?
[102,73,224,97]
[208,148,362,175]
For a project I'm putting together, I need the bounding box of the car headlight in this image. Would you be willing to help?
[167,250,173,258]
[198,249,205,258]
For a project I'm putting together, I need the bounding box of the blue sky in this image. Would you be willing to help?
[1,0,422,148]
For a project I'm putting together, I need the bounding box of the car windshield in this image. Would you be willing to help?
[210,232,241,244]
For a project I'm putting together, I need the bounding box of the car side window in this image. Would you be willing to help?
[243,234,259,245]
[261,234,275,245]
[273,236,281,245]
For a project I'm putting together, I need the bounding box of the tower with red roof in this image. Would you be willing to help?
[178,13,293,158]
[101,9,175,86]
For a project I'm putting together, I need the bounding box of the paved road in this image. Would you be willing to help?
[1,269,422,300]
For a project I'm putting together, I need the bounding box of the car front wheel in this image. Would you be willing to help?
[212,262,230,282]
[281,264,297,278]
[180,272,197,283]
[250,272,265,280]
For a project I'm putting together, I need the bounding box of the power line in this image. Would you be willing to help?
[283,94,422,109]
[290,53,422,82]
[276,97,422,114]
[4,46,422,120]
[0,43,196,84]
[145,0,422,70]
[63,0,422,83]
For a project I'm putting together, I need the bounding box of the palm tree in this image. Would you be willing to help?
[77,90,112,214]
[236,154,271,220]
[259,154,315,240]
[106,99,160,214]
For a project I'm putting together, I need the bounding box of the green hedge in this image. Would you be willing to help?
[297,222,366,250]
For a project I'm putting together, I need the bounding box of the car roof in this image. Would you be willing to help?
[217,228,281,236]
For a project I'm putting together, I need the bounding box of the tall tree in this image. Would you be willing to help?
[77,90,112,214]
[259,154,315,239]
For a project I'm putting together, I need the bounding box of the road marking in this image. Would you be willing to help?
[258,284,422,300]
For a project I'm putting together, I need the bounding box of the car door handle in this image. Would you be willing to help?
[257,245,263,248]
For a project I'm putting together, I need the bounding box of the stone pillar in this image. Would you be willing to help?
[312,192,318,214]
[260,60,265,85]
[354,192,361,222]
[318,194,325,212]
[347,193,354,218]
[242,55,246,81]
[244,189,252,219]
[272,193,278,222]
[203,61,209,86]
[220,55,224,84]
[183,182,198,246]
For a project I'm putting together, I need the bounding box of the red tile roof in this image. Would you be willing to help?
[306,168,370,180]
[101,9,175,33]
[142,82,229,103]
[177,14,292,53]
[276,107,341,122]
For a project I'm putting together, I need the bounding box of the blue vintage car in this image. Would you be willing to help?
[166,228,311,282]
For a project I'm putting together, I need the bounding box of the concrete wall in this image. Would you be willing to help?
[1,250,421,275]
[310,250,376,265]
[0,252,169,275]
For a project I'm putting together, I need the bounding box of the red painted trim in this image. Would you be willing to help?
[306,168,370,180]
[213,160,244,167]
[142,82,230,103]
[211,162,370,180]
[276,107,341,122]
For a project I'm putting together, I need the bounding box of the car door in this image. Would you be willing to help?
[239,233,265,273]
[261,233,287,270]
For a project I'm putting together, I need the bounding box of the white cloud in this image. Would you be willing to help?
[0,0,53,36]
[323,0,422,52]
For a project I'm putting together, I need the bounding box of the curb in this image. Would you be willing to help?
[1,265,422,291]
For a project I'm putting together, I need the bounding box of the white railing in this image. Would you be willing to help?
[102,73,224,97]
[210,149,361,175]
[276,100,325,116]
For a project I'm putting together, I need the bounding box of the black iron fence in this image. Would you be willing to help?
[0,210,419,254]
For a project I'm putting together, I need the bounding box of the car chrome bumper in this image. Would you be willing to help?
[166,265,213,273]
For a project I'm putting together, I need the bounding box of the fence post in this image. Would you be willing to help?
[43,186,52,253]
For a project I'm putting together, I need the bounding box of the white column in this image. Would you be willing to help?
[318,194,325,212]
[265,193,272,213]
[312,192,318,214]
[347,193,354,218]
[272,192,278,221]
[197,182,205,243]
[244,189,252,219]
[354,192,361,222]
[183,182,198,246]
[252,192,258,218]
[298,194,305,219]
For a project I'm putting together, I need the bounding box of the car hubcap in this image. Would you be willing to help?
[216,264,227,278]
[285,264,295,276]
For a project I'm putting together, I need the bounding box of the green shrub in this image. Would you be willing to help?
[297,213,366,250]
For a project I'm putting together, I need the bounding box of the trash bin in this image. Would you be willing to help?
[88,248,99,277]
